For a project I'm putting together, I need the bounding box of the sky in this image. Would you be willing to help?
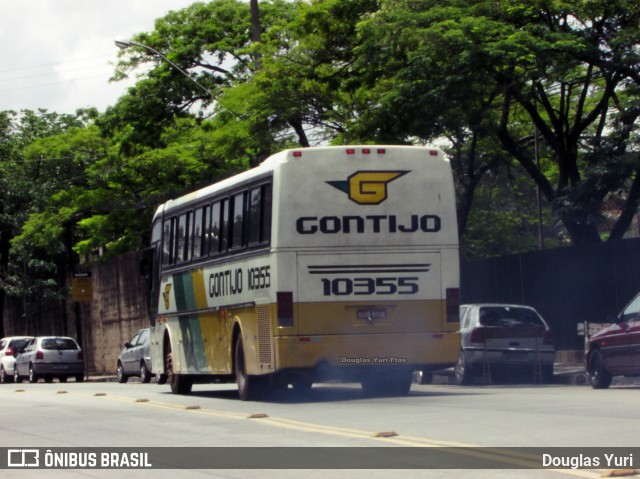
[0,0,198,114]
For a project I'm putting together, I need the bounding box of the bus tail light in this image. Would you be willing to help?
[446,288,460,323]
[277,292,294,327]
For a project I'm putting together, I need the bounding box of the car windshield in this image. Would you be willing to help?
[479,307,544,327]
[41,338,78,350]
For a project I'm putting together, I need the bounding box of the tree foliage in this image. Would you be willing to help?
[350,0,640,248]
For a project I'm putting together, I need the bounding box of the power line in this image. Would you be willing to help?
[0,73,113,94]
[0,64,113,83]
[0,54,112,75]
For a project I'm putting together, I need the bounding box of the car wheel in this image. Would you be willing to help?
[455,351,474,385]
[14,368,22,383]
[44,376,53,383]
[0,366,11,384]
[59,377,68,383]
[140,362,151,384]
[75,374,84,383]
[28,365,38,383]
[117,362,128,384]
[588,350,612,389]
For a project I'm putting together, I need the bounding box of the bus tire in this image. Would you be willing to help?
[234,336,261,401]
[170,374,192,394]
[166,350,192,395]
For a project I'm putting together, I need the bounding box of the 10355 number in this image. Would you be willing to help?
[321,277,419,296]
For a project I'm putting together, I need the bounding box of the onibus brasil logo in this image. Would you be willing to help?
[327,170,409,205]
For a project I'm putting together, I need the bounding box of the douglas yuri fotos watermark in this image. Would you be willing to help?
[341,356,408,365]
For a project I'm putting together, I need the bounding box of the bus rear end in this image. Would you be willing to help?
[270,146,460,394]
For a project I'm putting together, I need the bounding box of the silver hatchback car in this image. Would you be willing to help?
[455,304,555,385]
[116,328,152,383]
[14,336,85,383]
[0,336,33,384]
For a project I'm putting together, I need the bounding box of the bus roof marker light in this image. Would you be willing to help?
[429,150,438,156]
[346,148,356,155]
[293,151,303,157]
[362,148,371,154]
[377,148,386,154]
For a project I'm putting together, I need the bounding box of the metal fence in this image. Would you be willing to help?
[461,238,640,350]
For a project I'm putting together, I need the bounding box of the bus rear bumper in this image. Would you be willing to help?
[273,332,460,373]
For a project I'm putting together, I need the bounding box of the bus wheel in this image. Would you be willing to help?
[167,351,192,395]
[234,336,261,401]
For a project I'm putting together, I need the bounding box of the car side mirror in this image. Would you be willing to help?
[124,342,132,348]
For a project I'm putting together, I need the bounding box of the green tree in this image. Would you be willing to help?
[0,109,96,335]
[351,0,640,248]
[110,0,297,160]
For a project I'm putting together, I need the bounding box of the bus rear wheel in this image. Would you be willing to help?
[234,336,263,401]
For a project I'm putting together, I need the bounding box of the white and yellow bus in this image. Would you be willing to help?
[145,145,460,399]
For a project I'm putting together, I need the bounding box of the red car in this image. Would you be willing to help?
[586,292,640,388]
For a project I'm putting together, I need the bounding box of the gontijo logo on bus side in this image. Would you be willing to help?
[327,170,409,205]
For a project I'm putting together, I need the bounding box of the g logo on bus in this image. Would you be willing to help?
[327,170,409,205]
[163,284,172,310]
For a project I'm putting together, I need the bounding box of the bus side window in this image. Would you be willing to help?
[262,184,272,243]
[248,184,272,245]
[210,201,223,255]
[162,218,175,266]
[192,206,209,260]
[176,212,191,264]
[230,192,246,250]
[248,187,261,244]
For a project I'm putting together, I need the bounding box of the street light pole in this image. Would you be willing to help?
[114,40,212,98]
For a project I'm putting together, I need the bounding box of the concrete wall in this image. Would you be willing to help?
[71,251,149,375]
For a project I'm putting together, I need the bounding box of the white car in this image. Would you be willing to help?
[0,336,33,384]
[455,304,555,385]
[14,336,85,383]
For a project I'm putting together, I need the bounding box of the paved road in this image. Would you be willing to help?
[1,379,638,478]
